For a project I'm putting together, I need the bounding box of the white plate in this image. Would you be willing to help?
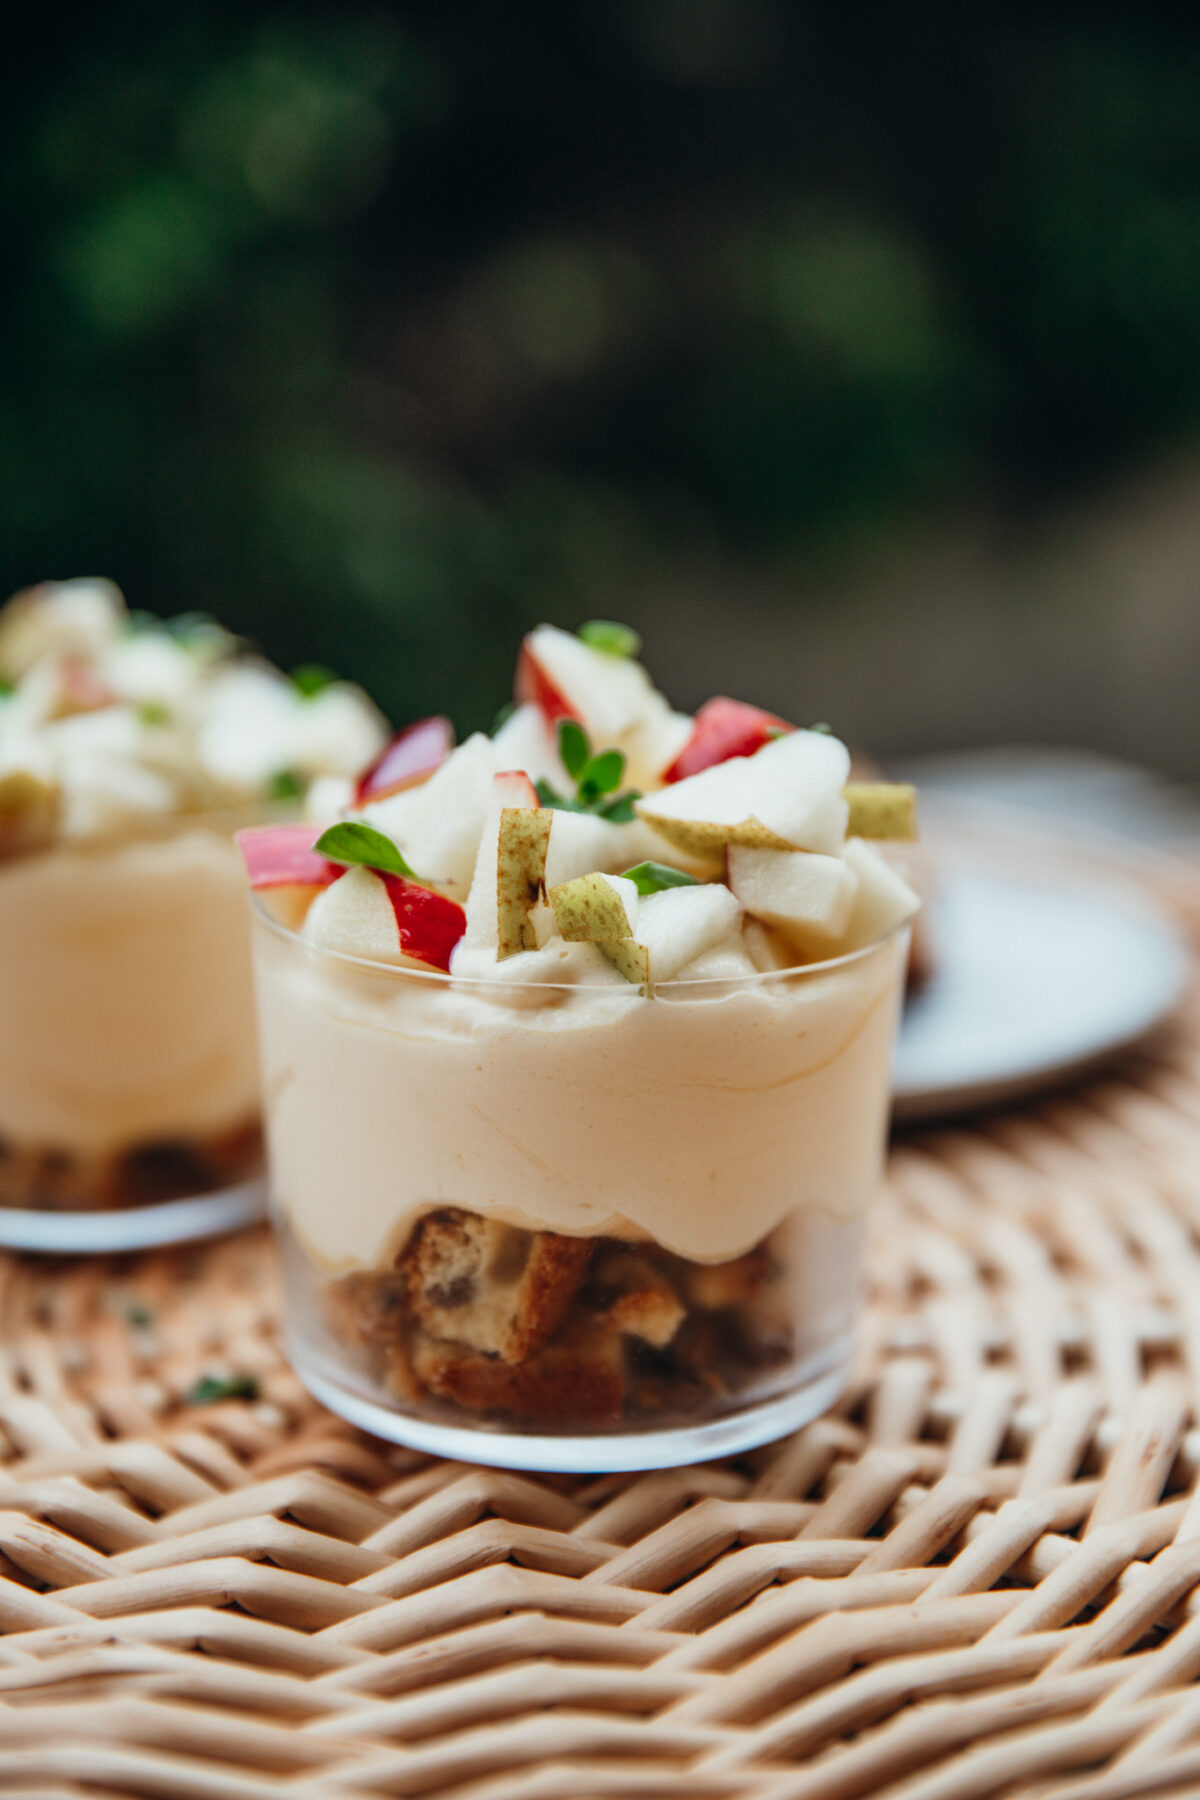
[892,866,1190,1121]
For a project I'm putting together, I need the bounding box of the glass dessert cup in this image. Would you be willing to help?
[253,899,909,1472]
[0,807,271,1252]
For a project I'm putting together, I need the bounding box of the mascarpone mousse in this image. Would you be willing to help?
[255,914,905,1274]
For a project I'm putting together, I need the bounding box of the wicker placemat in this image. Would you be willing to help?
[1,894,1199,1797]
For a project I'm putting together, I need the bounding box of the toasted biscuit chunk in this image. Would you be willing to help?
[402,1207,592,1364]
[411,1321,625,1425]
[683,1245,772,1311]
[588,1249,685,1348]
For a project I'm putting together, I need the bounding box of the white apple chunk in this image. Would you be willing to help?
[743,918,798,972]
[360,733,495,897]
[633,883,743,983]
[461,770,540,951]
[288,682,388,780]
[675,931,760,981]
[490,702,568,787]
[305,866,405,962]
[636,728,851,861]
[517,624,689,788]
[0,578,125,682]
[726,846,857,955]
[197,662,298,792]
[839,837,920,951]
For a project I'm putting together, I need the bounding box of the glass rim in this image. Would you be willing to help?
[249,888,913,994]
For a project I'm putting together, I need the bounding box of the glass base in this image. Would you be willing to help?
[0,1176,267,1254]
[287,1331,853,1473]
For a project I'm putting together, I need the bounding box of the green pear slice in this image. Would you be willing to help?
[548,871,638,942]
[496,806,552,959]
[843,782,918,841]
[599,938,650,984]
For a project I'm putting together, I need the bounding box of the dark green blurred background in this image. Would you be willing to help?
[5,4,1200,771]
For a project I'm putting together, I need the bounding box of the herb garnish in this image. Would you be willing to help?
[268,768,305,801]
[578,620,641,659]
[185,1372,259,1406]
[315,820,418,879]
[621,861,702,897]
[292,663,337,698]
[535,720,642,824]
[137,701,171,727]
[491,699,517,732]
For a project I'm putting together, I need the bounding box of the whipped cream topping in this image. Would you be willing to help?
[0,579,387,846]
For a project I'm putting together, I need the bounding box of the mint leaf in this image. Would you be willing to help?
[315,821,417,879]
[138,701,171,727]
[579,748,624,799]
[621,860,702,896]
[268,768,304,801]
[579,620,641,659]
[808,721,832,735]
[597,791,640,823]
[292,663,337,698]
[492,700,517,733]
[0,681,11,699]
[186,1372,259,1406]
[558,717,590,781]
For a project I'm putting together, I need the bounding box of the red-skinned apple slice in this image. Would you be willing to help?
[354,715,455,805]
[305,863,466,970]
[515,640,575,724]
[664,697,794,784]
[236,823,338,891]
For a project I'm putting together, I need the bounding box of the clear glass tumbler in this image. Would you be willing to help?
[0,809,268,1251]
[251,900,909,1472]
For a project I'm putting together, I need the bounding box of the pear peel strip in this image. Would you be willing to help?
[496,806,552,959]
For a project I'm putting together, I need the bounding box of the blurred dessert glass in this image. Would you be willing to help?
[0,578,386,1250]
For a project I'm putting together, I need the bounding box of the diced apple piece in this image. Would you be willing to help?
[621,703,694,789]
[236,823,337,891]
[637,728,850,860]
[548,872,639,943]
[675,932,760,980]
[304,865,465,970]
[101,632,197,710]
[289,682,389,780]
[726,846,857,955]
[844,782,918,841]
[359,733,495,897]
[664,696,793,783]
[305,774,354,823]
[633,883,743,983]
[0,579,125,682]
[839,838,920,951]
[462,770,540,951]
[197,662,298,791]
[490,702,568,787]
[497,806,553,959]
[355,716,454,804]
[516,624,664,743]
[743,919,798,972]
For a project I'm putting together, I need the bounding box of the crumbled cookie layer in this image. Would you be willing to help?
[327,1206,786,1432]
[0,1119,262,1212]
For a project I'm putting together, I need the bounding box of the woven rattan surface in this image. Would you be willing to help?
[3,870,1200,1798]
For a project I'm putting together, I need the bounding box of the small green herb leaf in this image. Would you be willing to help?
[124,1302,155,1329]
[268,768,305,801]
[292,663,337,698]
[0,681,11,700]
[137,700,171,727]
[621,860,703,897]
[491,699,517,733]
[579,620,641,659]
[578,748,624,799]
[808,721,833,735]
[186,1372,259,1406]
[315,821,417,879]
[597,791,640,823]
[558,717,590,781]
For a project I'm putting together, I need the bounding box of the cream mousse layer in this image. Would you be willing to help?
[0,828,260,1157]
[253,916,906,1275]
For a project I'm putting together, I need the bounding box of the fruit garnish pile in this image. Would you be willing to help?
[239,622,920,986]
[0,579,387,849]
